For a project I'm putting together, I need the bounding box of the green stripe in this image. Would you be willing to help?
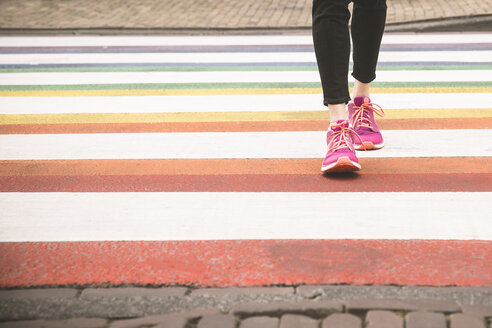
[1,65,491,73]
[0,81,490,91]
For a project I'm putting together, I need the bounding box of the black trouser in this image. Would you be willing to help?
[312,0,387,105]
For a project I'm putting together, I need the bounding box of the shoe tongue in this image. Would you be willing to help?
[330,120,349,131]
[354,96,370,107]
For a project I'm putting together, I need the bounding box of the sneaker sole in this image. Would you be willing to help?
[355,141,384,150]
[321,156,361,173]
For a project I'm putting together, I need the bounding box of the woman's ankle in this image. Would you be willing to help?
[352,79,371,99]
[328,103,348,122]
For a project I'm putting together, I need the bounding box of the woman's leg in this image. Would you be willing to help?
[350,0,387,99]
[312,0,352,112]
[351,80,371,99]
[348,0,387,150]
[313,0,362,172]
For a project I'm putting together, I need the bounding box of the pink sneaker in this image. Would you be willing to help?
[321,120,362,173]
[348,96,385,150]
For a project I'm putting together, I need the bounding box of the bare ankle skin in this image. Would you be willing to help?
[352,79,371,99]
[328,103,348,123]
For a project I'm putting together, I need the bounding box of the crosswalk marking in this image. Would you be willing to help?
[2,158,490,176]
[2,51,492,64]
[1,111,492,126]
[1,34,490,46]
[0,32,491,287]
[1,129,491,159]
[3,87,490,98]
[1,93,490,114]
[1,192,490,242]
[1,70,490,84]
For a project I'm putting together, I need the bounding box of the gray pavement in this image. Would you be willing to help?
[0,0,491,31]
[1,286,492,327]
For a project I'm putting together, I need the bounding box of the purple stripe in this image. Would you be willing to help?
[1,61,490,69]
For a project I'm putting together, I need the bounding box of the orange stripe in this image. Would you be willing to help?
[1,157,490,176]
[0,118,490,134]
[2,173,490,192]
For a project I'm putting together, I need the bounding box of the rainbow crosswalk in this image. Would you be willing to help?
[0,33,491,287]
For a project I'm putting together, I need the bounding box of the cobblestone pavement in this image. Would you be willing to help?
[0,0,491,30]
[1,286,492,327]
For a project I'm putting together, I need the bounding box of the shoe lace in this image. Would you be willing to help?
[349,101,385,131]
[328,122,366,152]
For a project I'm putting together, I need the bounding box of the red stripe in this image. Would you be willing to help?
[1,240,490,287]
[1,173,491,192]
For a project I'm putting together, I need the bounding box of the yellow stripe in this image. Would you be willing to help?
[0,87,491,97]
[1,108,491,124]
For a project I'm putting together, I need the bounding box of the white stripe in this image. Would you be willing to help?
[0,52,313,64]
[0,33,490,47]
[0,35,315,47]
[1,70,489,85]
[382,33,492,44]
[1,130,490,160]
[1,51,491,65]
[0,93,489,114]
[0,192,490,242]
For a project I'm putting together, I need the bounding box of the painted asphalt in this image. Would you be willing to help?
[0,33,491,287]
